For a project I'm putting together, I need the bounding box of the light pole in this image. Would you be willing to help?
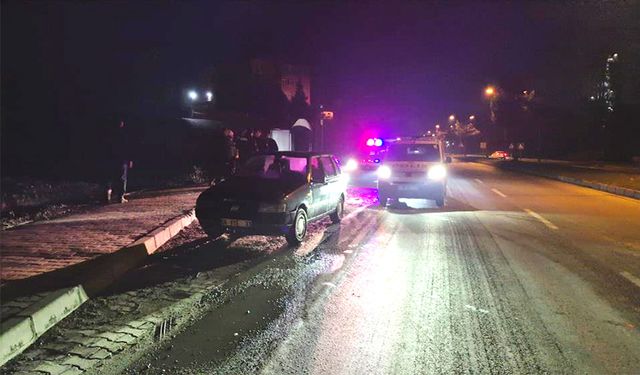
[485,85,504,144]
[484,86,497,124]
[188,90,198,118]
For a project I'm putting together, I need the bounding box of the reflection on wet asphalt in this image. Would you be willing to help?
[129,162,640,374]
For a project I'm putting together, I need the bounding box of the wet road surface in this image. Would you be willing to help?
[131,161,640,374]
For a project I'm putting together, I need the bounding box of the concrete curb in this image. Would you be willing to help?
[0,286,89,367]
[554,175,640,199]
[486,161,640,200]
[0,209,197,367]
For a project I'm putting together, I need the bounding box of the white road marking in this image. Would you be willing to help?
[523,208,559,230]
[491,188,507,198]
[620,271,640,289]
[474,178,484,184]
[464,305,490,314]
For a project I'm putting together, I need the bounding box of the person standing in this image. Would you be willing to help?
[236,128,255,163]
[254,129,278,154]
[221,128,238,178]
[107,120,133,203]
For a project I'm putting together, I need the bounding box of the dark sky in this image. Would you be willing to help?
[2,1,638,171]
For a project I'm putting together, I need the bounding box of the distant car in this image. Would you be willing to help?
[196,152,348,245]
[488,151,509,159]
[341,154,383,173]
[377,136,449,207]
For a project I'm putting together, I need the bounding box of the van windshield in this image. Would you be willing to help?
[386,144,441,162]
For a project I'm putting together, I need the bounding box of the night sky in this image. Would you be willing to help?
[2,1,638,175]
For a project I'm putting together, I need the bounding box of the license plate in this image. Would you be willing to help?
[398,185,417,191]
[221,218,252,228]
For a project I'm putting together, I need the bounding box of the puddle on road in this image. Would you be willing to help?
[131,284,287,374]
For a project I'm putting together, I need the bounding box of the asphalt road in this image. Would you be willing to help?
[131,161,640,374]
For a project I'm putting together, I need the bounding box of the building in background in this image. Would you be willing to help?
[249,58,311,105]
[188,58,312,130]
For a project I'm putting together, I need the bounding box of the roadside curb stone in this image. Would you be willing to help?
[0,209,198,367]
[483,160,640,200]
[3,274,228,374]
[0,286,88,367]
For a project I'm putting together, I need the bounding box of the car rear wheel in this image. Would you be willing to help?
[286,208,308,245]
[330,196,345,223]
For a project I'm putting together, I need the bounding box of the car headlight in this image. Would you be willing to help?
[258,202,287,213]
[427,164,447,180]
[344,158,358,172]
[377,165,392,179]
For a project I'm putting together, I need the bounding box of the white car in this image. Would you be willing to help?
[377,137,449,207]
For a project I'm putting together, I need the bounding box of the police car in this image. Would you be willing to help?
[376,136,449,207]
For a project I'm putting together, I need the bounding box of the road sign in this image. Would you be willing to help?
[480,142,487,150]
[517,143,525,150]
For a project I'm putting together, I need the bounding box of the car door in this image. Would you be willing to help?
[309,156,327,218]
[319,156,340,215]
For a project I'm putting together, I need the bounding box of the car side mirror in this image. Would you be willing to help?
[445,156,452,163]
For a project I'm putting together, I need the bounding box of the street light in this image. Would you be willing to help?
[469,115,475,121]
[206,91,213,102]
[484,86,496,97]
[188,91,198,101]
[448,114,456,122]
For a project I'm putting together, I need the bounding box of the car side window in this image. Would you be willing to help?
[320,157,337,178]
[331,156,342,174]
[311,157,324,182]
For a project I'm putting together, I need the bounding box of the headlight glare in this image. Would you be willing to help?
[377,165,392,179]
[427,164,447,180]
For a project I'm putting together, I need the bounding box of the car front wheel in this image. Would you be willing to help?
[199,220,224,239]
[286,208,308,245]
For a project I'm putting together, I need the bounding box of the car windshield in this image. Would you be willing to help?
[237,155,307,180]
[386,144,440,162]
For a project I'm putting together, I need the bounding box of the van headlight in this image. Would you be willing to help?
[427,164,447,180]
[258,202,287,213]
